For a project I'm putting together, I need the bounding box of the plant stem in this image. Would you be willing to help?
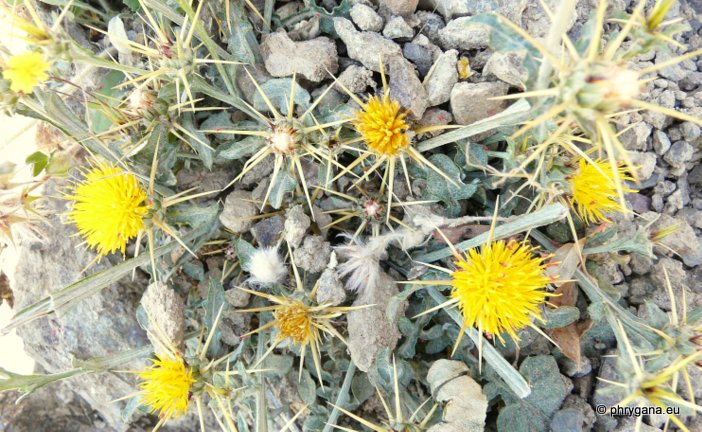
[535,0,578,92]
[322,361,356,432]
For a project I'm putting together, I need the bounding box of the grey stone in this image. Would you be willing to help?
[426,360,487,432]
[379,0,418,16]
[626,193,651,214]
[680,121,701,142]
[652,130,671,155]
[350,3,384,32]
[655,51,687,81]
[403,43,433,77]
[549,408,588,432]
[663,141,693,167]
[382,16,414,39]
[425,49,458,106]
[593,351,625,409]
[450,81,509,126]
[386,54,429,119]
[619,122,651,151]
[418,108,453,136]
[260,31,338,82]
[219,190,257,234]
[438,17,490,50]
[627,151,657,181]
[140,282,185,354]
[651,258,689,310]
[334,18,402,72]
[523,0,578,37]
[347,272,405,372]
[12,181,150,430]
[484,51,529,87]
[316,266,346,306]
[284,204,311,248]
[225,287,250,308]
[251,214,285,247]
[649,213,702,266]
[337,65,375,94]
[292,235,332,273]
[422,0,526,21]
[416,11,444,42]
[559,356,592,378]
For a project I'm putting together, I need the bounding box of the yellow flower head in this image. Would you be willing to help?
[568,158,633,224]
[2,52,50,94]
[450,239,551,341]
[274,299,313,345]
[354,94,409,156]
[138,354,194,421]
[67,161,149,256]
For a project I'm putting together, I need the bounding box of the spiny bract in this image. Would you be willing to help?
[450,239,551,342]
[568,158,633,224]
[2,51,50,94]
[137,354,195,421]
[67,161,149,256]
[354,94,409,156]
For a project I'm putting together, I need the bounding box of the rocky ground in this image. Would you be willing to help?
[1,0,702,431]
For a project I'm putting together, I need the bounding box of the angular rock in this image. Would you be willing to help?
[347,272,405,372]
[316,266,346,306]
[382,16,414,39]
[425,49,458,106]
[450,81,509,125]
[619,121,651,151]
[292,235,332,273]
[484,51,529,87]
[416,11,445,42]
[648,213,702,266]
[522,0,577,37]
[251,214,285,247]
[422,0,526,21]
[627,151,656,181]
[663,141,693,167]
[219,190,257,234]
[12,181,150,430]
[386,54,429,119]
[403,43,433,77]
[260,31,338,82]
[379,0,418,16]
[438,17,490,50]
[140,282,185,354]
[427,360,487,432]
[334,18,402,72]
[337,64,375,94]
[350,3,384,32]
[284,204,311,248]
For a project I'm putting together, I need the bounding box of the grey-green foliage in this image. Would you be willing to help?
[486,355,569,432]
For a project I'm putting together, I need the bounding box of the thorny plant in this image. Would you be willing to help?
[1,0,701,430]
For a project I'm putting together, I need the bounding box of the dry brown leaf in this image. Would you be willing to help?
[545,239,585,287]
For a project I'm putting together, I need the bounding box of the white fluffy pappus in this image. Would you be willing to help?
[246,247,287,285]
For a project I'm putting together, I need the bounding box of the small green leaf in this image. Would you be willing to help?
[298,368,317,405]
[25,151,48,177]
[541,306,580,329]
[253,78,311,115]
[204,277,227,357]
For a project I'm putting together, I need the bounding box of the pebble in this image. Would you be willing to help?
[627,151,657,181]
[382,16,414,39]
[438,17,491,50]
[260,31,338,82]
[618,122,651,151]
[284,204,311,248]
[450,81,509,125]
[483,51,529,87]
[334,18,402,72]
[652,129,671,155]
[337,64,375,94]
[219,190,257,234]
[350,3,384,32]
[293,235,332,273]
[379,0,418,16]
[402,43,433,77]
[663,141,693,167]
[386,54,429,119]
[424,49,458,106]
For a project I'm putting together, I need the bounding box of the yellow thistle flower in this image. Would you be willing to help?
[568,158,634,224]
[353,94,410,156]
[274,299,313,345]
[450,239,551,342]
[67,162,149,256]
[2,51,50,94]
[138,354,194,421]
[239,286,364,385]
